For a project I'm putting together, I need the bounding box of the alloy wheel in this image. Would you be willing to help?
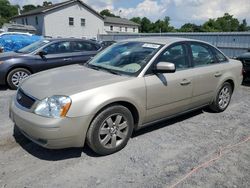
[11,71,29,87]
[98,114,129,149]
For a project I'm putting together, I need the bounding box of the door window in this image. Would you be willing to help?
[43,41,71,54]
[191,43,215,67]
[70,41,98,52]
[157,44,189,70]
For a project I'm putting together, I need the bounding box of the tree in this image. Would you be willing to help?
[216,13,239,31]
[42,1,52,7]
[0,0,18,26]
[202,13,240,32]
[130,17,141,25]
[179,23,202,32]
[100,9,119,17]
[140,17,152,33]
[21,4,37,13]
[201,19,219,32]
[239,19,249,31]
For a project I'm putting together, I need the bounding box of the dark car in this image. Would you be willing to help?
[0,38,102,89]
[99,40,116,49]
[237,50,250,81]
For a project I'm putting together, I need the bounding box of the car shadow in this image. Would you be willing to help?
[242,79,250,87]
[13,126,85,161]
[132,109,203,137]
[0,86,9,91]
[13,109,204,161]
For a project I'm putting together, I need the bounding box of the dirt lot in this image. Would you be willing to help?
[0,83,250,188]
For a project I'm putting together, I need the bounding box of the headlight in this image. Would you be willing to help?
[34,95,71,118]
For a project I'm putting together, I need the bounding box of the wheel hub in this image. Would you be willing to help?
[110,127,117,134]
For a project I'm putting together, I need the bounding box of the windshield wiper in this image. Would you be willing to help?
[87,64,121,75]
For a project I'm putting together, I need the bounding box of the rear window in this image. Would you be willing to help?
[214,49,228,62]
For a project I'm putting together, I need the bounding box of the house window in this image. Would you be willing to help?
[110,25,113,31]
[25,18,28,25]
[125,27,127,32]
[35,16,38,25]
[22,18,24,25]
[133,28,135,32]
[69,17,74,26]
[81,18,85,26]
[120,27,122,32]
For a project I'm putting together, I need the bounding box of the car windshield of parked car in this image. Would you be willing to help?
[16,40,50,54]
[87,41,162,76]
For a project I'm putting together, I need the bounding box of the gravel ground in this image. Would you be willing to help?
[0,83,250,188]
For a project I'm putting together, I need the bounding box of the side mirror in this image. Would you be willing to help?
[36,51,47,57]
[154,62,176,73]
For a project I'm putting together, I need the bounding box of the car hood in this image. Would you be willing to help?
[0,51,21,60]
[20,65,131,100]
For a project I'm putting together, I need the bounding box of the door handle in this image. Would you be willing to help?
[180,79,191,86]
[214,72,222,77]
[63,58,72,61]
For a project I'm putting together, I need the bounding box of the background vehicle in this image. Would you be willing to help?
[237,50,250,81]
[0,38,102,89]
[99,40,116,49]
[10,38,242,155]
[0,32,42,53]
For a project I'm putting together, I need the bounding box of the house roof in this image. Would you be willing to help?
[12,0,103,19]
[104,16,140,27]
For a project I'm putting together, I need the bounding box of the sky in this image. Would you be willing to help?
[9,0,250,28]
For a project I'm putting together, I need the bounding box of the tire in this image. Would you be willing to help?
[87,105,134,155]
[209,82,233,112]
[7,68,31,90]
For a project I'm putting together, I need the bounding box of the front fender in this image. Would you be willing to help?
[67,78,146,125]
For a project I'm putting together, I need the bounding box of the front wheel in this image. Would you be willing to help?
[86,105,134,155]
[7,68,31,90]
[209,82,233,112]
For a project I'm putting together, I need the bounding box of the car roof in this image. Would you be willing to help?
[43,38,97,43]
[122,37,205,45]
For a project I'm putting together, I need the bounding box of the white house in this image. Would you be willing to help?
[104,16,139,33]
[12,0,139,38]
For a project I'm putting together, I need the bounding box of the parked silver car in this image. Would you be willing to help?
[10,37,243,155]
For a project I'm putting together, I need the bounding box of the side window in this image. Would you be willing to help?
[191,44,215,67]
[43,41,71,54]
[71,41,97,52]
[214,49,228,62]
[157,44,189,70]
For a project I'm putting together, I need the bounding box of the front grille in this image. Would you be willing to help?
[16,89,36,109]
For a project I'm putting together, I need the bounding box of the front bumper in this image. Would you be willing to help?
[9,98,93,149]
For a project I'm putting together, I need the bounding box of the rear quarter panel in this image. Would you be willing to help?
[213,59,243,100]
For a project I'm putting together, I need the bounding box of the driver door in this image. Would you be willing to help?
[37,41,74,71]
[144,43,194,123]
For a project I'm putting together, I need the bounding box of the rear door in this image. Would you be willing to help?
[69,41,100,63]
[188,42,228,107]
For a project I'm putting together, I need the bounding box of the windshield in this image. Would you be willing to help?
[87,41,162,76]
[17,40,50,53]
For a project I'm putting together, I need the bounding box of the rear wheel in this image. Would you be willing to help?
[209,82,232,112]
[7,68,31,90]
[87,105,134,155]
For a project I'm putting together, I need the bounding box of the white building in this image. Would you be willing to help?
[104,16,139,33]
[12,0,139,38]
